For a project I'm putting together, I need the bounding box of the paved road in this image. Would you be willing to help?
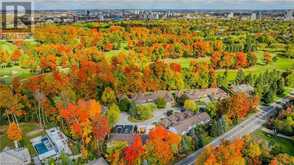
[176,91,294,165]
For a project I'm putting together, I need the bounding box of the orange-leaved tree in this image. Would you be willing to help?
[123,135,145,165]
[60,99,110,158]
[144,126,181,165]
[7,122,22,148]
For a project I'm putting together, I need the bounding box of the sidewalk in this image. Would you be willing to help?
[261,127,294,141]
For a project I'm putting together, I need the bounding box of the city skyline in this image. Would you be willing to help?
[1,0,294,10]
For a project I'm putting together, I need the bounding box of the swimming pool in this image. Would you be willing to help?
[34,143,49,155]
[34,137,51,154]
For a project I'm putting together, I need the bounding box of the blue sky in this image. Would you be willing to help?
[5,0,294,10]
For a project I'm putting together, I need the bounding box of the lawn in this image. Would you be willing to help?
[164,57,210,68]
[0,122,44,156]
[0,40,15,53]
[217,57,294,81]
[253,130,294,156]
[104,42,129,59]
[0,66,32,83]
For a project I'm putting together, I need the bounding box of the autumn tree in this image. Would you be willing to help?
[235,52,248,68]
[0,85,25,125]
[106,103,120,126]
[11,49,22,64]
[7,122,22,148]
[264,51,272,64]
[196,139,246,165]
[184,99,198,112]
[145,126,181,165]
[123,135,144,165]
[226,92,251,120]
[101,87,117,105]
[247,52,257,66]
[60,99,110,158]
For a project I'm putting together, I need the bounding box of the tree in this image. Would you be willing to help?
[227,92,251,120]
[155,97,167,109]
[11,49,22,63]
[250,95,260,111]
[206,102,217,119]
[7,122,22,148]
[270,154,294,165]
[101,87,116,105]
[118,97,131,112]
[184,99,198,112]
[59,99,110,158]
[264,52,272,64]
[235,69,246,84]
[196,139,246,165]
[210,51,221,68]
[236,52,248,68]
[123,135,144,165]
[145,126,181,165]
[7,122,22,142]
[106,104,120,126]
[247,52,257,66]
[132,103,155,121]
[263,90,275,104]
[245,143,261,159]
[276,78,285,96]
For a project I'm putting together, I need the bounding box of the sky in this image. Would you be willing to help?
[2,0,294,10]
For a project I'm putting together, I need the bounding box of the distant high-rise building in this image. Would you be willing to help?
[251,13,256,21]
[227,12,234,19]
[286,9,294,20]
[257,12,262,20]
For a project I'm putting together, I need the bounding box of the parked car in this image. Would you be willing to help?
[166,110,174,116]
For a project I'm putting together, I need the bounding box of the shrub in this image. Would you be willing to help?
[118,97,131,112]
[133,103,156,121]
[184,99,198,112]
[155,97,167,109]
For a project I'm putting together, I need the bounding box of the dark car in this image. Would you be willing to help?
[166,110,174,116]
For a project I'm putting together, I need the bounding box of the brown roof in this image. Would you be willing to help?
[160,112,211,134]
[109,133,148,145]
[172,112,211,134]
[176,88,228,102]
[130,90,175,104]
[231,84,254,96]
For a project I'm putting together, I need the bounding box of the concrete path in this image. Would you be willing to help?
[261,127,294,141]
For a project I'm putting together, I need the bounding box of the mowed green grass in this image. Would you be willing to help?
[0,41,16,53]
[164,57,210,68]
[0,66,32,83]
[217,57,294,81]
[0,122,44,155]
[104,42,129,59]
[253,130,294,156]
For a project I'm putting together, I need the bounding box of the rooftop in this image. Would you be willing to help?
[177,88,228,103]
[130,90,175,105]
[231,84,254,96]
[0,148,31,165]
[160,111,211,135]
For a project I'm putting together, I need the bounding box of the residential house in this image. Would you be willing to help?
[177,88,228,103]
[0,148,31,165]
[130,90,175,107]
[87,157,108,165]
[160,111,211,135]
[31,127,72,162]
[231,84,254,96]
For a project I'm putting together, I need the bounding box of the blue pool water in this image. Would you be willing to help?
[34,137,51,154]
[34,143,49,154]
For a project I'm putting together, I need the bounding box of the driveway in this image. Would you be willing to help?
[117,107,180,126]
